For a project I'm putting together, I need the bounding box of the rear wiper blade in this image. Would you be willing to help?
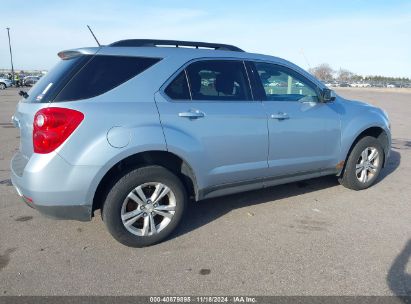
[19,90,29,99]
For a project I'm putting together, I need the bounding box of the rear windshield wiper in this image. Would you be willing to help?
[19,90,29,99]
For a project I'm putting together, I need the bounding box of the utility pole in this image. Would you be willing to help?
[6,27,15,86]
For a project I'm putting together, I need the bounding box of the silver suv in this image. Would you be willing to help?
[11,39,391,247]
[0,77,13,90]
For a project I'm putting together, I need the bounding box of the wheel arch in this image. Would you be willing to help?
[339,126,390,176]
[91,150,198,215]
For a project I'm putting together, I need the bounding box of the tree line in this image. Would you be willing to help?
[308,63,410,83]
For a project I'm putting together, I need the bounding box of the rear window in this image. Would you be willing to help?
[26,55,161,103]
[26,56,89,103]
[55,55,161,102]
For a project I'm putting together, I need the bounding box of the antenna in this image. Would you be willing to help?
[300,48,311,70]
[87,25,101,47]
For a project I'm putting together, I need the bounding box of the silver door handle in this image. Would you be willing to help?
[178,110,205,119]
[270,112,289,120]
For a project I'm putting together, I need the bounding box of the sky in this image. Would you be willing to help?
[1,0,410,77]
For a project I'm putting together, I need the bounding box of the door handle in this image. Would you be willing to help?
[178,110,205,119]
[270,112,289,120]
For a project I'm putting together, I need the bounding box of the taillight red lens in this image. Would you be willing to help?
[33,107,84,154]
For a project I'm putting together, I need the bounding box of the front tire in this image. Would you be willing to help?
[103,166,187,247]
[339,136,384,190]
[0,83,6,90]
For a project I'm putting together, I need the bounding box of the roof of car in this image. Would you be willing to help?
[58,40,324,89]
[59,39,283,63]
[59,45,271,62]
[109,39,244,52]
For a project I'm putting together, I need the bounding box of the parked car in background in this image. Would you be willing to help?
[268,81,281,87]
[0,77,13,90]
[350,83,371,88]
[23,76,40,87]
[10,39,391,247]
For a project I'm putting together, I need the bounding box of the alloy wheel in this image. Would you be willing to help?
[355,147,380,183]
[121,182,176,236]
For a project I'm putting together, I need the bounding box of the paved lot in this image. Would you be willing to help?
[0,87,410,296]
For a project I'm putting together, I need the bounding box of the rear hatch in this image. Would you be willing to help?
[13,47,162,160]
[13,51,94,159]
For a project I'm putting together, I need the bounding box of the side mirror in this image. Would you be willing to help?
[321,88,336,102]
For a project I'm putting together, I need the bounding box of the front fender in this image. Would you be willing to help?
[339,103,391,171]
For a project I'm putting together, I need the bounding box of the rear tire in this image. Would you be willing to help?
[339,136,384,190]
[0,83,6,90]
[103,165,187,247]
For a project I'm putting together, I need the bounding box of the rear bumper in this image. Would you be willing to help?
[10,151,102,221]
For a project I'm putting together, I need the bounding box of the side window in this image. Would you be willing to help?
[54,56,161,102]
[185,60,251,101]
[254,62,319,102]
[165,71,190,100]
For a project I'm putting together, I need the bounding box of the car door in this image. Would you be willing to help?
[249,61,341,177]
[155,59,269,190]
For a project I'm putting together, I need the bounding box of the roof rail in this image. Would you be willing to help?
[109,39,244,52]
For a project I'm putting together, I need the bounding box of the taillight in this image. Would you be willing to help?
[33,107,84,154]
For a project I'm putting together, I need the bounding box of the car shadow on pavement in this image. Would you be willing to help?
[172,149,400,240]
[375,149,401,185]
[387,239,411,302]
[392,138,411,150]
[173,176,340,239]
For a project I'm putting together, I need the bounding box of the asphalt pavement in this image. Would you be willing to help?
[0,87,410,296]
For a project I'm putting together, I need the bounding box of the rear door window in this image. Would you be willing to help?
[54,56,161,101]
[185,60,252,101]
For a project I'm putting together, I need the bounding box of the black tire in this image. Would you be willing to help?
[339,136,384,190]
[0,83,6,90]
[103,165,187,247]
